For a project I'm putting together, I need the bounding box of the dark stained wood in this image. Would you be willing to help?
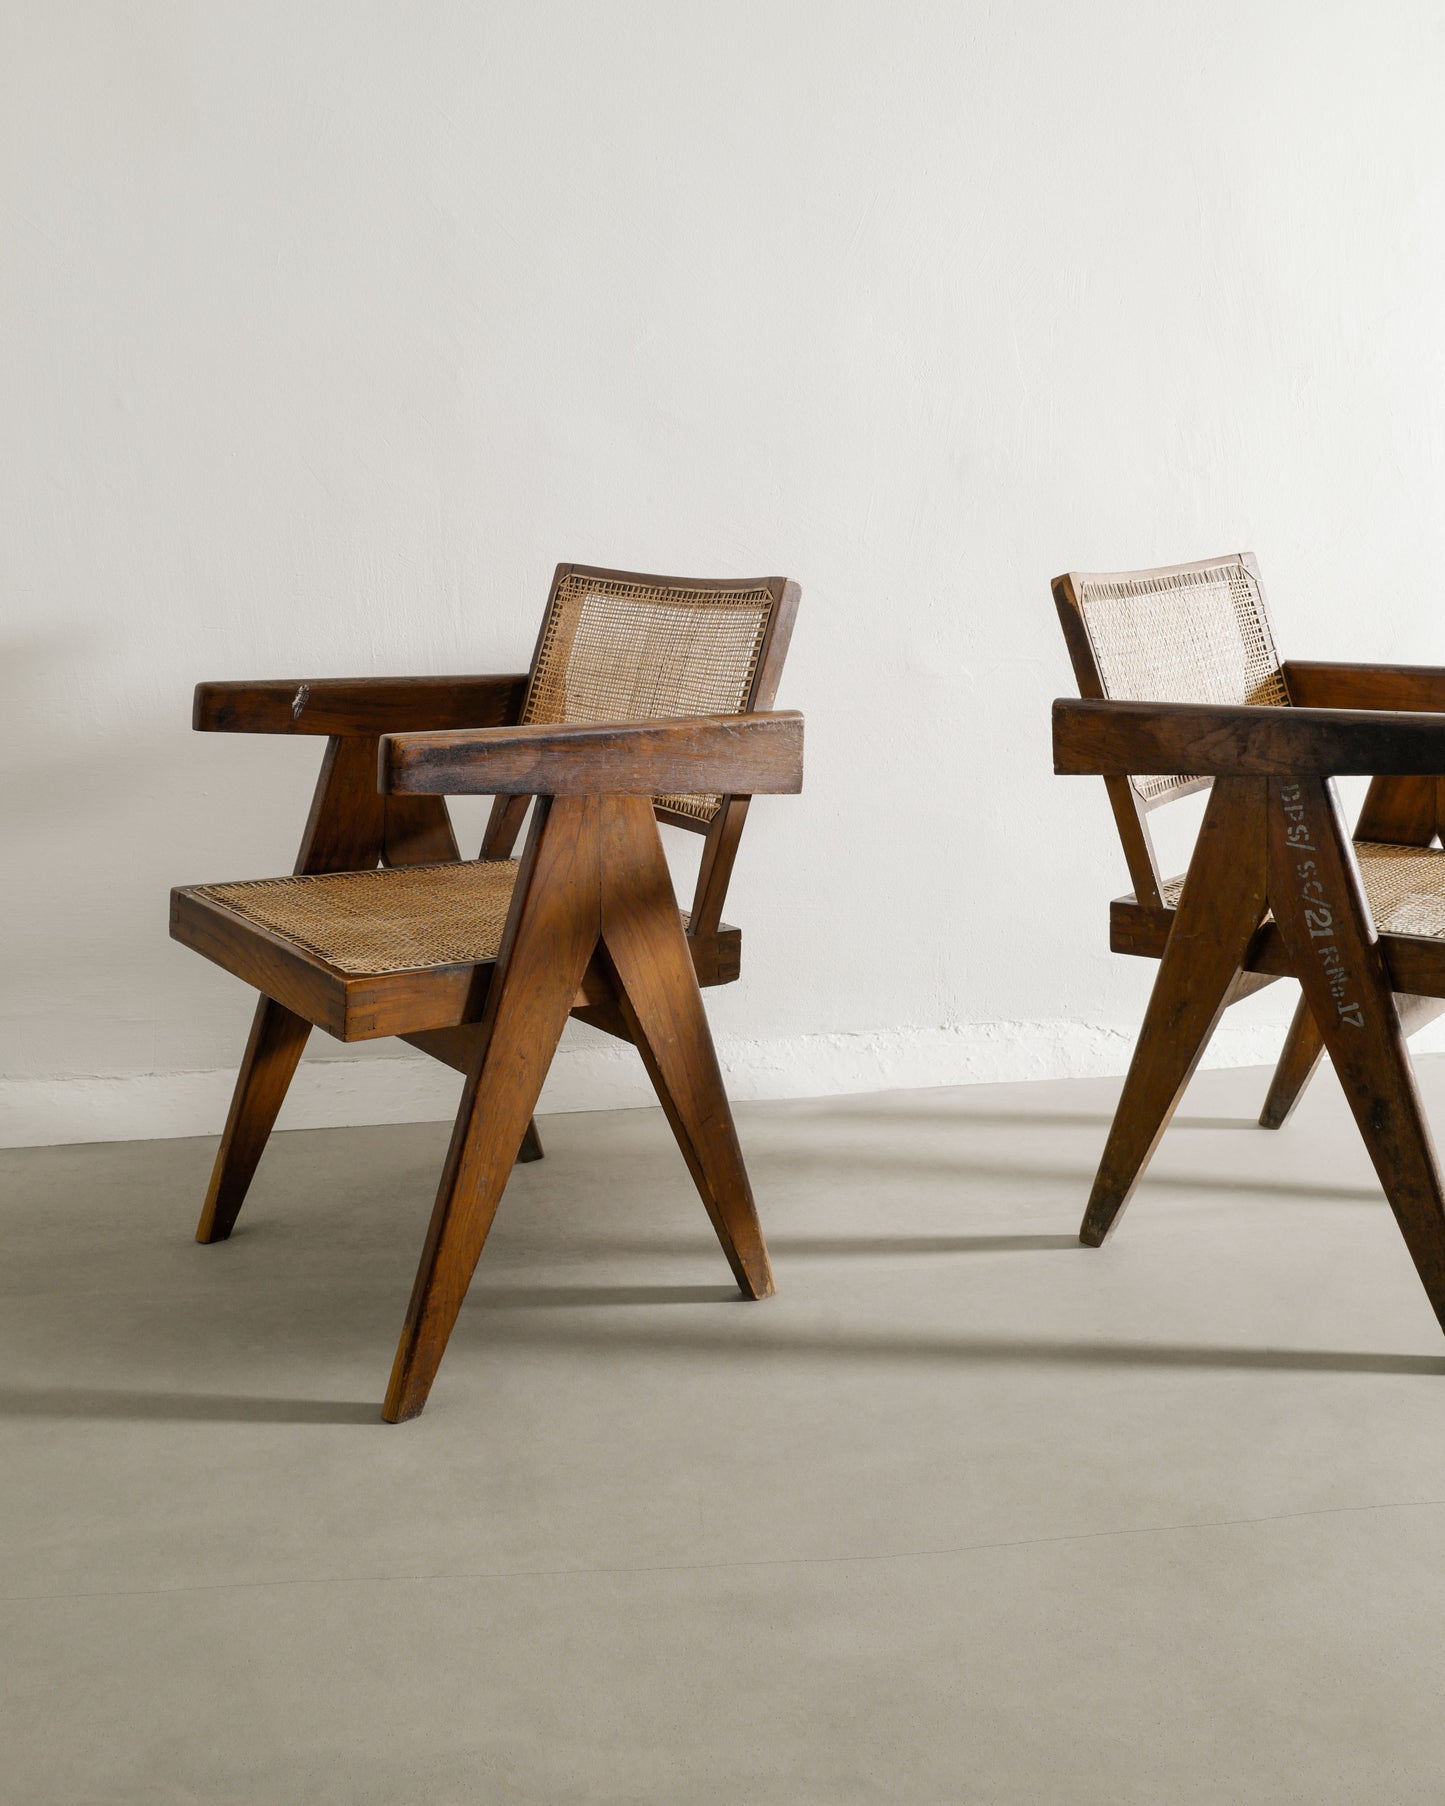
[400,1025,545,1160]
[195,999,312,1243]
[1352,774,1439,846]
[1258,995,1324,1130]
[1056,551,1445,1339]
[294,734,387,875]
[179,562,800,1420]
[1266,776,1445,1328]
[383,795,609,1422]
[687,797,751,937]
[479,794,531,860]
[1054,696,1445,780]
[400,1025,483,1073]
[171,886,743,1040]
[171,886,350,1035]
[381,710,804,800]
[1080,779,1271,1245]
[1261,770,1442,1129]
[1109,893,1445,997]
[598,794,774,1299]
[192,731,390,1240]
[1284,661,1445,713]
[194,673,528,736]
[383,795,460,866]
[1398,994,1445,1037]
[569,1000,634,1041]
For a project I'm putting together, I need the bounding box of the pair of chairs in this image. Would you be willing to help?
[172,553,1445,1422]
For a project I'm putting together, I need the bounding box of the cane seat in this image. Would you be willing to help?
[1153,841,1445,940]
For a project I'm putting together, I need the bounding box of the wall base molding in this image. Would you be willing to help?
[13,1012,1438,1149]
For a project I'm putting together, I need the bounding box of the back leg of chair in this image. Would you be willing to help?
[1259,994,1325,1129]
[196,997,312,1243]
[598,795,774,1301]
[1261,990,1445,1131]
[1082,777,1271,1246]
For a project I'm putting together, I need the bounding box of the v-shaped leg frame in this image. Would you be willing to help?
[383,792,774,1422]
[1266,777,1445,1328]
[1083,773,1445,1335]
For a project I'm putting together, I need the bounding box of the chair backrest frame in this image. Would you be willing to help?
[1053,551,1292,909]
[483,562,800,938]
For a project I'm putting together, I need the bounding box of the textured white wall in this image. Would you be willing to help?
[6,1,1445,1145]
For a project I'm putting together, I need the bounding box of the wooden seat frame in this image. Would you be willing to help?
[172,564,801,1421]
[1054,555,1445,1332]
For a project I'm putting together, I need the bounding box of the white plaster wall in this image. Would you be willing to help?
[5,1,1445,1146]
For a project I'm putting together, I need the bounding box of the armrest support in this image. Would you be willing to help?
[194,674,530,736]
[1284,660,1445,713]
[1054,697,1445,777]
[381,711,805,797]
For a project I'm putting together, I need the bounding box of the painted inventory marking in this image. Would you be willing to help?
[1279,782,1364,1029]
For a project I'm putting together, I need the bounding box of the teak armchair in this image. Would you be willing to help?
[171,565,802,1420]
[1053,552,1445,1333]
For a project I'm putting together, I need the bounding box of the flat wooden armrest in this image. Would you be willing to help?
[380,711,805,797]
[1283,660,1445,713]
[1054,696,1445,777]
[193,673,530,736]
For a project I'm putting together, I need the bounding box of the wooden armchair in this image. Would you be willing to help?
[171,565,802,1420]
[1053,551,1445,1331]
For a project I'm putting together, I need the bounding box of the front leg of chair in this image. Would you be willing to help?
[598,794,774,1300]
[1082,777,1271,1246]
[1267,776,1445,1332]
[383,795,602,1423]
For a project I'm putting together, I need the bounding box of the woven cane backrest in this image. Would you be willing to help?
[1071,555,1289,804]
[521,570,776,823]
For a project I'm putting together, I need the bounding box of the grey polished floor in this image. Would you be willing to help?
[6,1060,1445,1803]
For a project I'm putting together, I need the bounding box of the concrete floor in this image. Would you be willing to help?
[6,1062,1445,1803]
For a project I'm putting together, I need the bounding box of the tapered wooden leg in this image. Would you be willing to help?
[1262,991,1445,1131]
[383,796,602,1423]
[1259,994,1325,1129]
[599,795,773,1299]
[197,731,387,1243]
[1082,778,1270,1246]
[1268,777,1445,1330]
[196,997,312,1243]
[518,1119,545,1163]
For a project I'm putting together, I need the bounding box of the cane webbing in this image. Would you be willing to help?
[1075,559,1289,804]
[1338,842,1445,939]
[193,860,521,975]
[1158,842,1445,940]
[522,572,773,822]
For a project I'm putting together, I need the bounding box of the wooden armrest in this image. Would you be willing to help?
[381,711,805,797]
[1284,660,1445,713]
[1053,697,1445,777]
[194,674,530,736]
